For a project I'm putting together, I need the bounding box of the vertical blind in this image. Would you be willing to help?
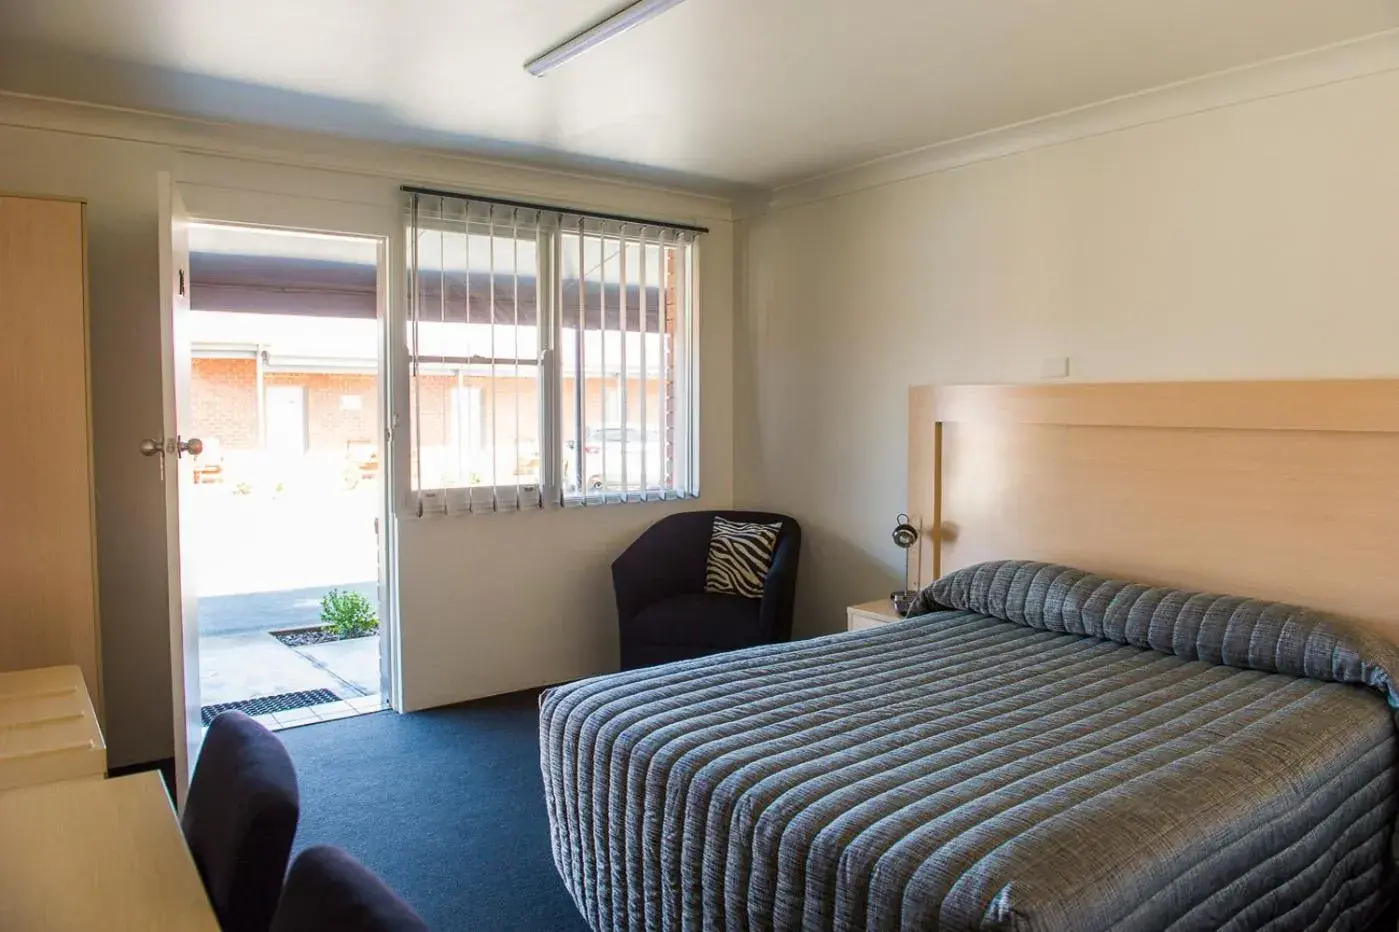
[406,190,700,515]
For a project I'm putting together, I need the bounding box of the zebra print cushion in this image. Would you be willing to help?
[704,517,781,598]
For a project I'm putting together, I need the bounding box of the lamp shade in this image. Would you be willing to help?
[892,514,919,550]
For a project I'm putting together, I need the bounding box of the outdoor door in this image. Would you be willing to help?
[156,172,202,805]
[451,385,484,482]
[265,385,308,456]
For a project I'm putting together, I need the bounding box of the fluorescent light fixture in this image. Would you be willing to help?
[526,0,690,76]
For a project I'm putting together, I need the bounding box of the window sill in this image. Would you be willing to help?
[561,489,699,507]
[400,486,699,517]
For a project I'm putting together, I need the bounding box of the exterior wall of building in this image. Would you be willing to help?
[411,373,537,448]
[192,357,662,480]
[190,357,259,449]
[191,358,382,454]
[263,371,380,452]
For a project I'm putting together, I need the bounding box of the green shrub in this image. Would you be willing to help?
[319,589,379,638]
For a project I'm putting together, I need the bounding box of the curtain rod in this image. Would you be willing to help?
[400,185,710,235]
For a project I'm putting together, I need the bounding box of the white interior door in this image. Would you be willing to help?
[173,178,404,715]
[157,173,201,805]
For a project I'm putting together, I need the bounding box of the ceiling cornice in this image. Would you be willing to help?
[0,90,736,225]
[747,28,1399,218]
[5,27,1397,226]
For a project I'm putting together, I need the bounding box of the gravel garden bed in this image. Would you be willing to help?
[273,589,379,647]
[272,626,374,648]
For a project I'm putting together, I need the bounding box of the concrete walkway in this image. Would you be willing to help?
[200,630,380,704]
[294,637,381,695]
[200,632,348,705]
[198,584,381,707]
[186,481,385,723]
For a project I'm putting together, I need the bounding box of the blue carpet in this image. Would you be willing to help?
[277,689,589,932]
[134,695,1399,932]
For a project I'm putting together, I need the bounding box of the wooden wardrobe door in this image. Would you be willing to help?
[0,196,101,709]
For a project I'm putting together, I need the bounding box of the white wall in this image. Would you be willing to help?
[735,69,1399,639]
[0,124,175,767]
[397,222,735,711]
[0,97,733,765]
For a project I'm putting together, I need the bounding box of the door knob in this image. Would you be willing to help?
[139,437,203,457]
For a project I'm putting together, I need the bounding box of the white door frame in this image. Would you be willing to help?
[166,181,406,756]
[158,174,200,804]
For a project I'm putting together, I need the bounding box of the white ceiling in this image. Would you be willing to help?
[1,0,1396,195]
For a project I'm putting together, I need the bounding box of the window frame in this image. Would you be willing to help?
[398,205,700,516]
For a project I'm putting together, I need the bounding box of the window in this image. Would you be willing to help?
[404,190,701,514]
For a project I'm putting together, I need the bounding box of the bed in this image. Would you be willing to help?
[542,380,1399,931]
[542,561,1399,931]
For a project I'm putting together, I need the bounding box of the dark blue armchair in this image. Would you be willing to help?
[613,510,802,670]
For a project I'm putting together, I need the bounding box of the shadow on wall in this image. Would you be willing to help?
[791,526,904,639]
[0,37,752,199]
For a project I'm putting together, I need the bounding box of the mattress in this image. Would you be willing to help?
[541,561,1399,932]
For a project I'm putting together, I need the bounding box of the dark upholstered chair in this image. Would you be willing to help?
[182,711,300,932]
[271,846,429,932]
[614,510,801,669]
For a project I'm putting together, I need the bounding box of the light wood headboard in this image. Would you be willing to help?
[908,380,1399,643]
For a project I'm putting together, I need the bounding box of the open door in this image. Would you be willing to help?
[155,173,202,805]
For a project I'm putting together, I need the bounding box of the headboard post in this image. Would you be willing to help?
[907,385,941,589]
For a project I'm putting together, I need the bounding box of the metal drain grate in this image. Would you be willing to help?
[201,689,340,726]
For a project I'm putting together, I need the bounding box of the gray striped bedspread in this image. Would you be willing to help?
[540,561,1399,931]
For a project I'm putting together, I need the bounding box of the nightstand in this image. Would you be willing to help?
[847,599,903,632]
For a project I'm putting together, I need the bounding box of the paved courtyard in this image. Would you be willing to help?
[189,479,386,726]
[198,598,380,704]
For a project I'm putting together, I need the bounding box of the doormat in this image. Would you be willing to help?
[201,689,340,726]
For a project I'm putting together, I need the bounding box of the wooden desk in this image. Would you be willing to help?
[0,665,106,790]
[0,772,219,931]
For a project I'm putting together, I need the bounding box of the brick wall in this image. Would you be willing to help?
[190,357,259,449]
[263,371,379,452]
[411,373,538,446]
[191,358,382,454]
[192,357,664,481]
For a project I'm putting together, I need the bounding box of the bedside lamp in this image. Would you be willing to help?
[890,514,920,616]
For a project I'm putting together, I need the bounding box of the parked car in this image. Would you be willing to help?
[565,426,664,492]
